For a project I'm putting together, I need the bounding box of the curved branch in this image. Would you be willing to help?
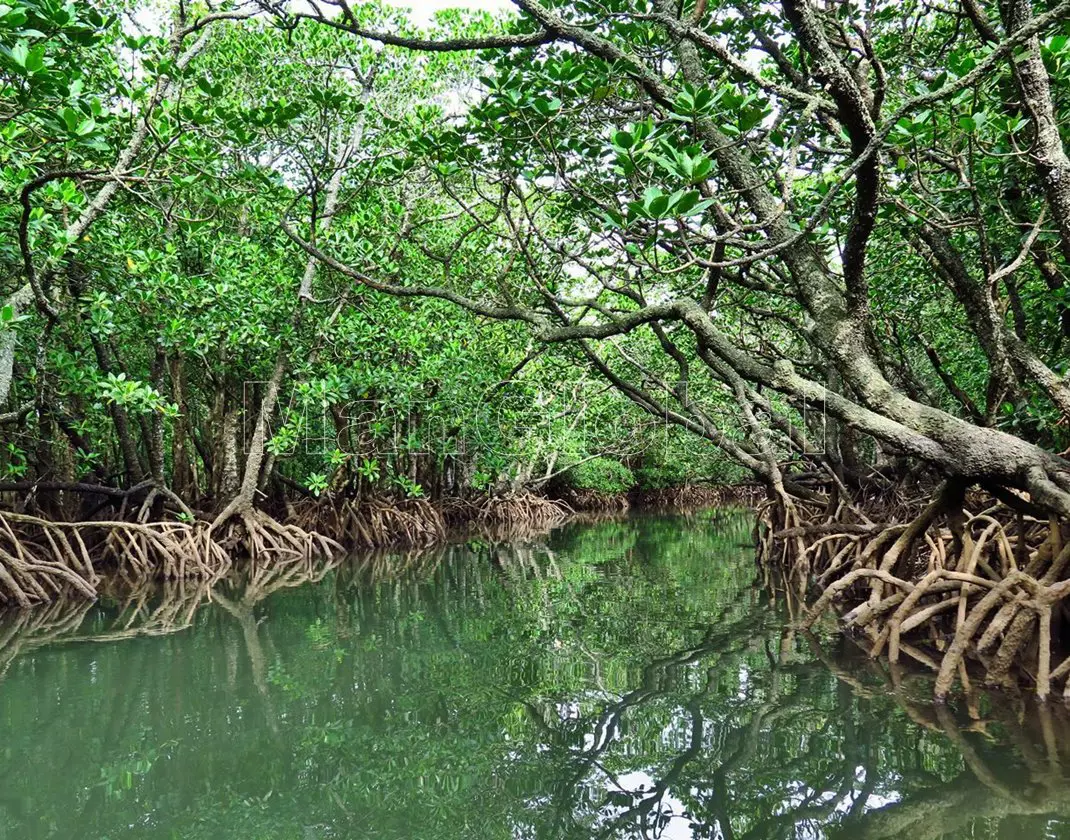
[279,217,546,325]
[291,4,551,51]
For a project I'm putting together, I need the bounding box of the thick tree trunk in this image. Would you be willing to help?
[170,354,192,501]
[223,355,286,517]
[148,347,166,484]
[219,404,241,501]
[654,8,1070,511]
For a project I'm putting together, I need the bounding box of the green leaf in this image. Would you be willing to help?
[671,189,700,215]
[648,194,670,217]
[0,6,29,26]
[9,39,28,69]
[684,198,714,217]
[611,129,633,150]
[24,43,44,73]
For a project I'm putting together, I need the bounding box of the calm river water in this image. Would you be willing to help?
[0,512,1068,839]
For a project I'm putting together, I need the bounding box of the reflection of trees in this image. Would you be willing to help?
[3,514,1070,838]
[0,578,214,682]
[812,640,1070,840]
[517,616,1070,840]
[0,597,94,679]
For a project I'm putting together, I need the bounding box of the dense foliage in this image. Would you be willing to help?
[0,0,740,515]
[4,0,1070,522]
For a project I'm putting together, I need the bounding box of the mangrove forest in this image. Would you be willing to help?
[6,0,1070,834]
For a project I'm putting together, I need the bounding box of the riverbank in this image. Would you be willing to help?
[550,483,766,513]
[13,479,1058,705]
[760,485,1070,703]
[0,484,763,606]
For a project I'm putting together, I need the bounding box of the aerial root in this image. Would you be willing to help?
[553,487,630,513]
[290,496,445,549]
[630,483,764,509]
[213,504,341,567]
[0,511,242,606]
[770,489,1070,700]
[0,488,584,606]
[476,492,571,528]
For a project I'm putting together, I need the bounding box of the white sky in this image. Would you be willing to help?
[385,0,514,24]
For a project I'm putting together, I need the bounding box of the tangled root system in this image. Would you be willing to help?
[553,487,631,513]
[289,497,446,549]
[475,492,571,527]
[0,504,341,607]
[0,512,236,607]
[633,483,765,510]
[762,484,1070,700]
[214,506,340,566]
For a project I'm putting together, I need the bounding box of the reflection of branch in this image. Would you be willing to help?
[209,555,341,734]
[800,631,1070,840]
[0,598,94,680]
[832,776,1025,840]
[595,703,706,839]
[521,605,787,836]
[212,591,279,734]
[0,580,214,680]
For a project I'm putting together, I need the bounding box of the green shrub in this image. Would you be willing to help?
[564,458,635,493]
[634,455,745,489]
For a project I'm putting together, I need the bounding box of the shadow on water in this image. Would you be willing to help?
[0,511,1069,838]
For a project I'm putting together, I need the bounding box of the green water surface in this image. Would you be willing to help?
[1,512,1068,839]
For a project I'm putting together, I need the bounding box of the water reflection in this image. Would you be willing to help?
[0,513,1068,839]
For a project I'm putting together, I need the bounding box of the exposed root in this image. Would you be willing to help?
[0,488,578,605]
[632,483,764,509]
[0,496,344,606]
[213,504,340,566]
[764,487,1070,700]
[553,487,631,513]
[0,481,756,608]
[475,492,571,527]
[289,497,445,549]
[437,496,484,527]
[0,512,235,606]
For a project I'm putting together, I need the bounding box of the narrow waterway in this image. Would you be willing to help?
[0,512,1068,839]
